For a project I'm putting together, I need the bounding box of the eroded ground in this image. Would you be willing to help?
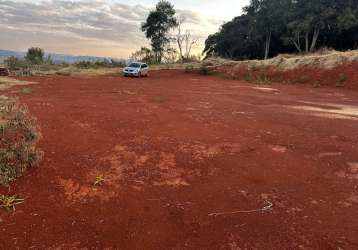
[1,70,358,249]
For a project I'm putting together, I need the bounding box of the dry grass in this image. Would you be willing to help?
[29,62,202,77]
[0,77,36,91]
[204,49,358,71]
[0,194,24,211]
[0,97,43,185]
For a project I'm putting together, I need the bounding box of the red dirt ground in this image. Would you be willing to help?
[1,70,358,249]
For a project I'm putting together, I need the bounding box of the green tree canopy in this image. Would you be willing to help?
[25,47,45,65]
[141,0,178,63]
[204,0,358,60]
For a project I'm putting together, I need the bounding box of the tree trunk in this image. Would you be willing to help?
[310,28,320,52]
[305,32,309,53]
[291,31,302,52]
[264,31,271,60]
[291,39,302,52]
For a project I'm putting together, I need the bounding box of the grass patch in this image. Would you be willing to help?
[244,71,253,82]
[337,73,348,87]
[55,71,71,76]
[94,176,105,186]
[0,77,35,91]
[0,97,43,185]
[184,65,194,73]
[294,75,310,84]
[198,66,211,75]
[0,194,24,212]
[21,87,33,94]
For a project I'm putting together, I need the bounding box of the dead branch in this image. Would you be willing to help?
[208,201,273,217]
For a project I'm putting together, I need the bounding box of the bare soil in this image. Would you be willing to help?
[1,70,358,249]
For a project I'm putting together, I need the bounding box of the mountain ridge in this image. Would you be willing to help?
[0,49,124,64]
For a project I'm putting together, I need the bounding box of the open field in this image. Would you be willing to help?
[1,70,358,249]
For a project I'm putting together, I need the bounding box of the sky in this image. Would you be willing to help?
[0,0,249,58]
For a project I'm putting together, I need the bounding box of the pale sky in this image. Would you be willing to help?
[0,0,249,58]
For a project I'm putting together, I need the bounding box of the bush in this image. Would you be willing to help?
[184,64,194,73]
[4,57,29,71]
[25,47,45,65]
[338,73,347,83]
[0,97,43,185]
[198,65,210,75]
[74,59,123,69]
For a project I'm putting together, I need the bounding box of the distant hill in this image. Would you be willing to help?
[0,49,125,64]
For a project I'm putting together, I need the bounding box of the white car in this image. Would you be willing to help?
[123,62,149,77]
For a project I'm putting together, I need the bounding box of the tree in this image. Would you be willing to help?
[25,47,45,64]
[4,56,29,70]
[204,0,358,60]
[131,47,155,64]
[175,17,198,61]
[203,14,263,60]
[286,0,337,53]
[141,0,178,63]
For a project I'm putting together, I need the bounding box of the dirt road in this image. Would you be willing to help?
[1,70,358,249]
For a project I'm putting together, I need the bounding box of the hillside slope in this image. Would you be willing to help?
[205,50,358,90]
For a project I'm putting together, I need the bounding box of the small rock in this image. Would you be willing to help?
[271,145,287,153]
[347,163,358,173]
[318,152,342,158]
[311,200,319,205]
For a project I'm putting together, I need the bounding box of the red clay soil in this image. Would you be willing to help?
[216,61,358,90]
[1,70,358,249]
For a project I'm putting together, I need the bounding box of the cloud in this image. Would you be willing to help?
[0,0,224,57]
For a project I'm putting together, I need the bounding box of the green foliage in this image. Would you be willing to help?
[198,66,210,75]
[74,59,119,69]
[0,98,43,185]
[131,47,155,64]
[184,64,194,73]
[204,0,358,59]
[338,73,348,83]
[141,1,178,63]
[25,47,45,65]
[4,57,29,70]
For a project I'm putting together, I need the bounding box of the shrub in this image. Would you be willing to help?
[0,98,43,185]
[294,75,310,84]
[75,59,118,69]
[244,70,253,82]
[20,87,33,94]
[4,57,30,71]
[25,47,45,65]
[184,64,194,73]
[198,65,210,75]
[338,73,347,83]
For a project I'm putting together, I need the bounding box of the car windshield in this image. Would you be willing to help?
[128,63,141,68]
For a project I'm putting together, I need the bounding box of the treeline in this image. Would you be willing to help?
[4,47,125,70]
[204,0,358,60]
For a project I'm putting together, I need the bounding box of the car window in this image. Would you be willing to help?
[128,63,140,68]
[141,64,147,68]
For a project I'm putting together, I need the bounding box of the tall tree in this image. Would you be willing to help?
[25,47,44,65]
[287,0,337,53]
[204,0,358,60]
[141,1,178,63]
